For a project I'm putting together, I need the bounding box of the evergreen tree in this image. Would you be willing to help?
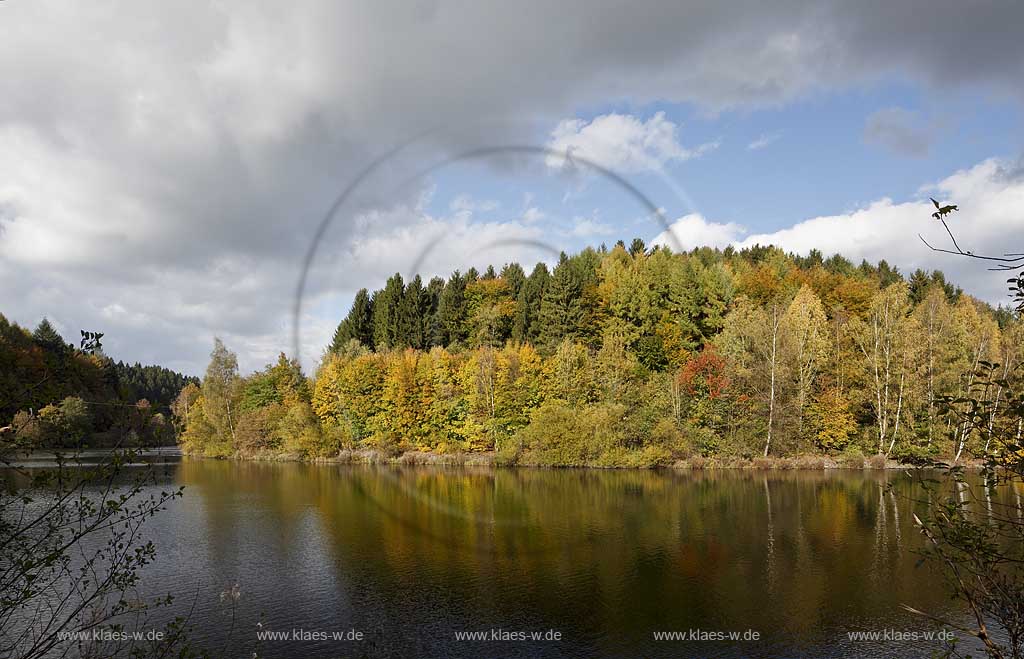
[628,237,646,257]
[424,277,445,347]
[435,272,469,348]
[908,269,931,305]
[500,262,526,300]
[400,275,426,349]
[331,288,375,352]
[372,274,405,350]
[32,318,66,353]
[512,263,549,344]
[539,254,584,349]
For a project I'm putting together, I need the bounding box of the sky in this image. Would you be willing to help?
[1,1,1023,376]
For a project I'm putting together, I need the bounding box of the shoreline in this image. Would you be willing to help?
[176,447,980,471]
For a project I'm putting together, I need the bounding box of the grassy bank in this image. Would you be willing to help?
[180,446,973,470]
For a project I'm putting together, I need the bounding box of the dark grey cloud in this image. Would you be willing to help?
[2,0,1023,373]
[863,107,939,158]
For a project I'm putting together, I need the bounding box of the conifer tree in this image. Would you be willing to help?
[400,275,426,349]
[32,318,66,353]
[512,263,549,344]
[539,254,584,349]
[331,289,375,352]
[435,271,469,348]
[372,273,405,350]
[500,262,526,300]
[424,277,446,347]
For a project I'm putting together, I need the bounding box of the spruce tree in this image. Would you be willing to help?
[424,277,445,347]
[32,318,66,353]
[538,254,583,349]
[435,271,469,347]
[372,274,405,350]
[512,263,548,344]
[500,262,526,300]
[331,288,375,352]
[400,275,426,349]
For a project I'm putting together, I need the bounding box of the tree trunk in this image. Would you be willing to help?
[765,306,779,458]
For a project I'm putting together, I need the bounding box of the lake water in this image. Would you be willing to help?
[9,458,1002,658]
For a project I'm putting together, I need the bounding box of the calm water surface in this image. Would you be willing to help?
[13,458,1004,658]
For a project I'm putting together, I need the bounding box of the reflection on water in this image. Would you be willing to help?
[15,460,1015,658]
[4,447,182,469]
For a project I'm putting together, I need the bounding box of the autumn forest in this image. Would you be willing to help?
[156,240,1021,468]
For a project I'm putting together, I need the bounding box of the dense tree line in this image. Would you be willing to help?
[180,241,1022,466]
[0,314,197,447]
[113,361,197,410]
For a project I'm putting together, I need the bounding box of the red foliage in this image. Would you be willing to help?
[677,346,730,400]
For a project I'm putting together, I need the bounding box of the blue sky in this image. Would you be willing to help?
[419,85,1022,258]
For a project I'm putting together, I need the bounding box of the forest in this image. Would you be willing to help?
[176,240,1023,467]
[0,315,198,447]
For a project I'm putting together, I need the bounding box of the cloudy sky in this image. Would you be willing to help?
[2,1,1023,375]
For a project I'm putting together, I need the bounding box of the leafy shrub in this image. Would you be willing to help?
[234,403,285,453]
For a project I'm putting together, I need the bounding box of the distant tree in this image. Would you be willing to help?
[372,273,406,350]
[500,262,526,300]
[399,275,427,349]
[435,271,469,348]
[539,254,584,349]
[628,237,646,257]
[331,288,375,352]
[201,338,241,446]
[512,263,549,344]
[424,277,445,347]
[851,283,919,457]
[32,318,66,353]
[782,285,828,444]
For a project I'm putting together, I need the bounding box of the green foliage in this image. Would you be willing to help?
[435,271,469,347]
[539,253,585,349]
[114,361,199,409]
[373,273,407,350]
[331,288,374,351]
[32,317,67,353]
[512,263,549,344]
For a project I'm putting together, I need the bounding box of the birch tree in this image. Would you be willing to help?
[782,285,828,443]
[912,286,958,447]
[717,295,789,457]
[853,283,919,457]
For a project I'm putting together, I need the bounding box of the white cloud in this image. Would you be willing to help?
[653,159,1024,306]
[545,112,716,172]
[652,213,746,250]
[570,217,615,237]
[449,194,499,213]
[521,207,546,224]
[747,132,781,150]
